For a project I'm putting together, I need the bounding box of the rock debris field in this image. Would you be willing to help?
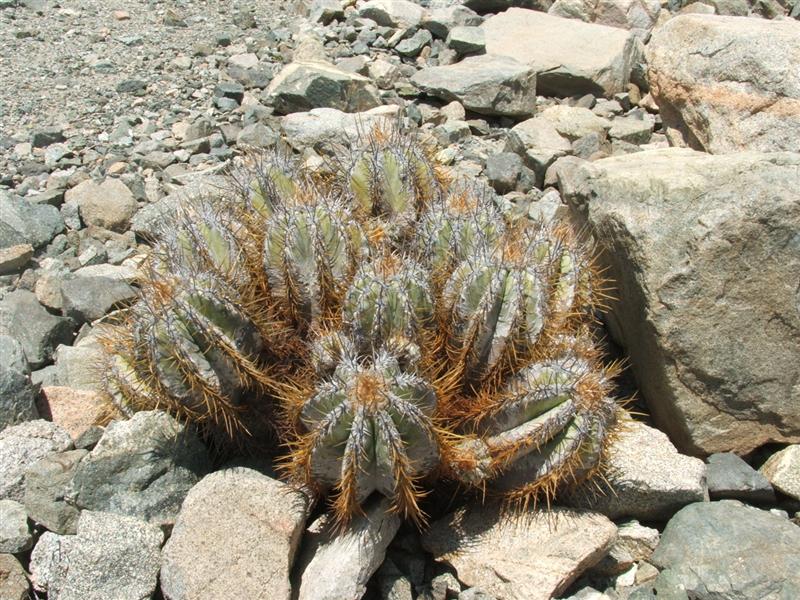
[1,0,800,599]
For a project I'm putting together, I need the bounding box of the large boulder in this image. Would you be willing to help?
[549,0,661,37]
[481,8,638,96]
[266,61,382,115]
[646,14,800,153]
[160,467,308,600]
[67,411,211,526]
[651,501,800,599]
[559,149,800,455]
[280,105,402,150]
[422,504,616,600]
[0,290,74,369]
[358,0,425,27]
[411,54,537,117]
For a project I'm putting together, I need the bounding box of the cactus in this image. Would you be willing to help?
[100,123,621,525]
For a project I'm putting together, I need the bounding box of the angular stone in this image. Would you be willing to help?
[32,126,65,148]
[706,452,775,503]
[0,244,32,275]
[358,0,425,27]
[567,421,707,521]
[64,178,138,232]
[760,445,800,502]
[591,520,659,576]
[423,5,483,40]
[68,411,211,526]
[0,335,39,430]
[396,28,433,58]
[0,290,74,369]
[48,510,162,600]
[447,26,486,56]
[559,149,800,454]
[412,54,537,118]
[0,554,29,600]
[308,0,344,25]
[608,112,654,144]
[266,61,382,115]
[0,420,72,502]
[25,449,88,534]
[53,332,106,392]
[280,105,402,150]
[482,8,637,96]
[0,190,65,250]
[422,505,616,600]
[296,497,400,600]
[651,501,800,599]
[60,275,136,324]
[0,500,32,553]
[550,0,661,37]
[505,116,572,185]
[646,15,800,153]
[160,467,308,600]
[37,387,107,441]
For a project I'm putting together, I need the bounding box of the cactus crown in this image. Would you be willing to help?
[101,123,619,525]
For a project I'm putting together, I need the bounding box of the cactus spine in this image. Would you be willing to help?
[100,123,620,525]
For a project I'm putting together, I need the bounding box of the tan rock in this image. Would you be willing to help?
[37,387,106,440]
[65,178,138,232]
[422,504,616,600]
[760,445,800,502]
[0,554,29,600]
[0,245,32,276]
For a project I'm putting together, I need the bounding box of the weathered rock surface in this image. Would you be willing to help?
[646,14,800,153]
[266,61,382,115]
[25,449,88,534]
[29,532,72,596]
[358,0,425,27]
[422,504,616,600]
[760,445,800,501]
[549,0,661,37]
[539,105,611,140]
[560,149,800,455]
[651,501,800,599]
[37,387,106,441]
[160,467,308,600]
[411,54,537,117]
[568,421,707,520]
[0,290,74,369]
[37,510,163,600]
[60,275,136,324]
[0,335,39,430]
[64,178,138,232]
[0,420,72,502]
[0,190,65,250]
[68,411,211,526]
[295,497,401,600]
[0,500,32,554]
[482,8,637,96]
[0,553,29,600]
[706,452,775,503]
[52,332,106,392]
[592,520,660,576]
[280,105,402,149]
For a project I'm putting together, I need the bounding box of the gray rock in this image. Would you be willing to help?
[60,276,136,324]
[485,152,526,194]
[368,58,401,90]
[647,15,800,154]
[213,82,244,104]
[68,411,211,526]
[423,504,616,600]
[296,497,401,600]
[308,0,344,25]
[0,290,74,369]
[567,421,707,521]
[266,61,382,115]
[29,531,73,595]
[0,499,32,553]
[706,453,775,503]
[160,467,308,600]
[482,8,637,96]
[47,510,163,600]
[423,5,483,39]
[358,0,425,27]
[52,332,105,392]
[236,122,279,148]
[24,449,88,534]
[31,126,65,148]
[0,335,38,429]
[608,112,654,144]
[396,28,433,58]
[651,501,800,599]
[559,149,800,455]
[63,178,138,232]
[0,190,65,250]
[411,54,537,117]
[280,105,402,150]
[0,420,72,502]
[591,520,660,576]
[447,26,485,56]
[549,0,661,37]
[760,445,800,501]
[0,553,29,600]
[539,105,611,141]
[505,116,572,186]
[0,244,33,275]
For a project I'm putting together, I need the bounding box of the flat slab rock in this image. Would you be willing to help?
[646,14,800,154]
[422,504,616,600]
[651,500,800,599]
[160,467,308,600]
[481,7,637,97]
[560,148,800,455]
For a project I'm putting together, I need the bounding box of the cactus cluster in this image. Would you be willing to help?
[101,124,620,525]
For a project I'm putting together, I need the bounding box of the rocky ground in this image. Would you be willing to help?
[1,0,800,599]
